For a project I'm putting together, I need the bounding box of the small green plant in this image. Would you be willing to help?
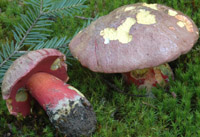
[0,0,87,84]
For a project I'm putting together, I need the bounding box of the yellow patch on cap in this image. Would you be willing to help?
[168,9,177,16]
[6,99,13,113]
[154,69,166,86]
[177,21,185,28]
[131,68,149,78]
[15,89,28,102]
[124,6,135,11]
[116,15,120,19]
[143,3,158,10]
[169,26,175,30]
[51,58,62,71]
[136,9,156,25]
[78,30,82,34]
[68,86,85,97]
[100,17,136,44]
[175,15,194,32]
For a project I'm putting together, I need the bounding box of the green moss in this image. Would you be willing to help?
[0,0,200,136]
[0,0,22,43]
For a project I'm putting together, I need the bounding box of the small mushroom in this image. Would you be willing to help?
[1,49,96,136]
[69,3,199,91]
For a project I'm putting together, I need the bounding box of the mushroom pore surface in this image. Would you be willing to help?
[2,49,68,116]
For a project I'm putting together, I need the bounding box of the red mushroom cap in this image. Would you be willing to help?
[1,48,69,116]
[69,3,199,73]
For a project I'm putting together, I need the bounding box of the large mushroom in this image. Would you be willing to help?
[1,49,96,136]
[69,3,199,91]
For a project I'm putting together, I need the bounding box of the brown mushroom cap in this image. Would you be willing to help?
[1,48,68,116]
[69,3,199,73]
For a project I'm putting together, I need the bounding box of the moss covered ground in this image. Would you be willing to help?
[0,0,200,136]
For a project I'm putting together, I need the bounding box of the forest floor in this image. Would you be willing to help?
[0,0,200,136]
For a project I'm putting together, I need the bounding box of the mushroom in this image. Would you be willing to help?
[69,3,199,92]
[1,49,96,136]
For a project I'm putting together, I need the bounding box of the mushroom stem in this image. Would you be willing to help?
[26,72,96,136]
[122,63,173,90]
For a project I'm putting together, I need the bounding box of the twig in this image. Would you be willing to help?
[142,101,157,109]
[75,16,94,20]
[16,51,27,54]
[102,78,147,97]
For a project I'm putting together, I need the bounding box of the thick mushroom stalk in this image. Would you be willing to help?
[1,49,97,136]
[26,72,96,136]
[122,63,173,90]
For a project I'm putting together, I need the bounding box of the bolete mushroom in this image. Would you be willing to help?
[1,49,96,136]
[69,3,199,91]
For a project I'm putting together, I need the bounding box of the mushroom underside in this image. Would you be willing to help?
[6,56,68,116]
[123,63,173,90]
